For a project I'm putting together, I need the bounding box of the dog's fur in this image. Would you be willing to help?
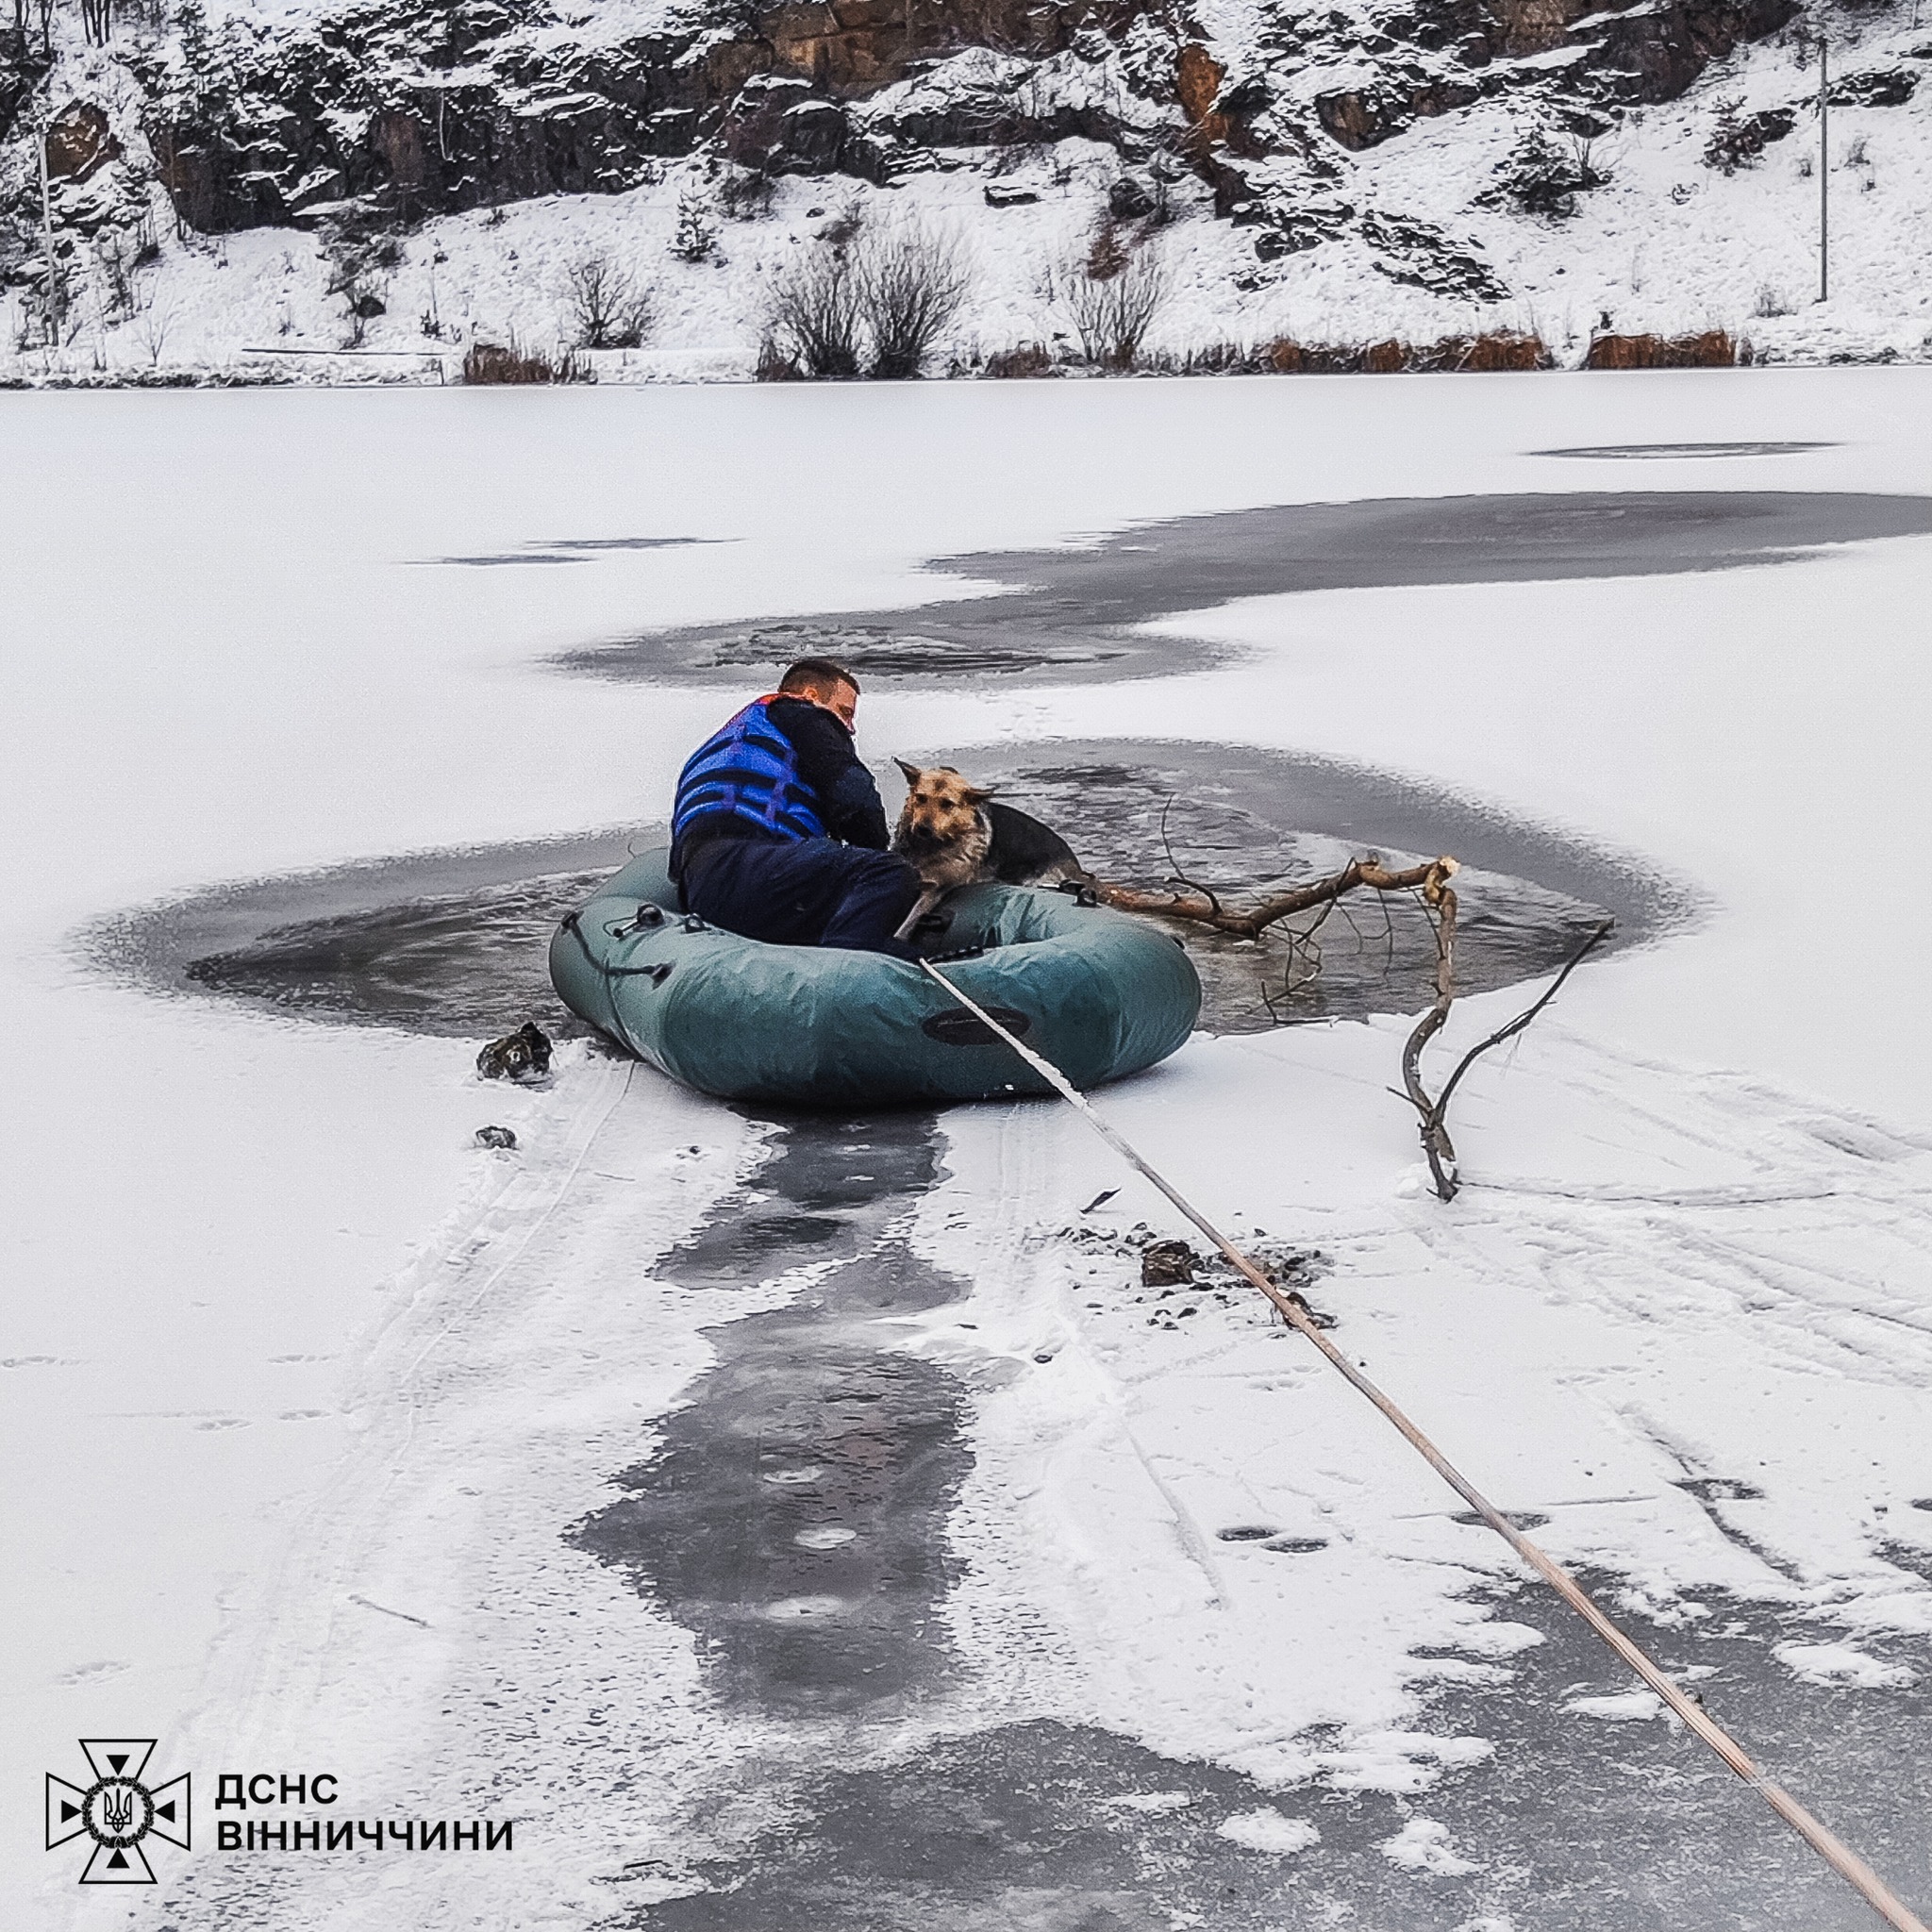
[891,759,1087,940]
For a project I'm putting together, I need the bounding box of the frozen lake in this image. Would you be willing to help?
[5,374,1932,1931]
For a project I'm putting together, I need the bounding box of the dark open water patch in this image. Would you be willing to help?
[85,830,641,1040]
[1534,441,1839,460]
[626,1574,1930,1931]
[426,536,720,566]
[625,1576,1924,1924]
[558,491,1932,689]
[572,1110,974,1715]
[947,739,1671,1031]
[84,743,1671,1041]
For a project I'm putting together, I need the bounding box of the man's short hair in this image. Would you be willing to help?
[778,656,860,696]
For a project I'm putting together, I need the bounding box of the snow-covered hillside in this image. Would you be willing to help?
[0,0,1925,379]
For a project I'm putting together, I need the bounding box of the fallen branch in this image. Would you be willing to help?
[1398,871,1462,1198]
[1091,854,1460,941]
[1399,913,1615,1200]
[1083,841,1610,1203]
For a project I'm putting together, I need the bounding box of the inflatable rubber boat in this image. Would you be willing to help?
[549,849,1201,1107]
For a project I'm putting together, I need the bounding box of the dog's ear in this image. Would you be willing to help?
[963,785,998,807]
[893,758,924,786]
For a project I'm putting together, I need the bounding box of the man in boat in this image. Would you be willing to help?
[670,657,923,956]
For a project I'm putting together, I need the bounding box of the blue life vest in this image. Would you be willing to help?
[672,698,829,850]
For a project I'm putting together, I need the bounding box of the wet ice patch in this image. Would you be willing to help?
[1773,1641,1916,1689]
[1217,1807,1320,1855]
[1379,1818,1481,1875]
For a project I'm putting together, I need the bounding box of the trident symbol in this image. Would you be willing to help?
[101,1788,134,1835]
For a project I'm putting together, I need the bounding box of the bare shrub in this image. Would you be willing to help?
[755,335,803,380]
[856,221,970,378]
[984,341,1055,376]
[1085,213,1131,280]
[1179,341,1247,374]
[1263,331,1550,374]
[1584,329,1739,369]
[1136,341,1258,375]
[1445,329,1550,371]
[131,296,175,368]
[1753,282,1794,319]
[463,340,588,384]
[1057,244,1167,370]
[561,252,652,349]
[718,166,775,221]
[766,244,863,378]
[97,228,154,321]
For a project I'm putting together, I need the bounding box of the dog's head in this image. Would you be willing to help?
[892,759,995,858]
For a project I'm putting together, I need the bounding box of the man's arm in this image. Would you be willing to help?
[767,698,890,849]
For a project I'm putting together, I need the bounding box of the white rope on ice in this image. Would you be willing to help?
[919,957,1929,1932]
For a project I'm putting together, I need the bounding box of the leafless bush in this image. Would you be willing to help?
[131,297,175,368]
[754,335,804,380]
[718,166,775,221]
[766,243,863,378]
[463,340,588,384]
[857,221,970,378]
[561,252,653,349]
[1057,244,1167,370]
[96,233,148,321]
[1753,282,1794,319]
[1086,213,1131,281]
[984,341,1055,376]
[1584,329,1739,369]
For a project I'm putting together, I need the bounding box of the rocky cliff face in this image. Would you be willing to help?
[0,0,1802,308]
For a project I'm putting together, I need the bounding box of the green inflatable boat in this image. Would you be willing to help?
[549,849,1201,1107]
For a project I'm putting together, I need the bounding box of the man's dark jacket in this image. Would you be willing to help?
[671,696,890,881]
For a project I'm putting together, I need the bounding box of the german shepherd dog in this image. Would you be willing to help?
[891,759,1088,941]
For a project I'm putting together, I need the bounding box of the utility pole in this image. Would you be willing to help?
[37,109,59,348]
[1818,28,1829,303]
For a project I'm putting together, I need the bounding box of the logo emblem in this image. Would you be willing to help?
[46,1740,191,1884]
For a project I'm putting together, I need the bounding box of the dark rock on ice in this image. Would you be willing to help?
[476,1022,552,1083]
[1141,1240,1197,1288]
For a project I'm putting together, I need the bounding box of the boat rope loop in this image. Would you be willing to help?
[918,958,1930,1932]
[559,910,674,984]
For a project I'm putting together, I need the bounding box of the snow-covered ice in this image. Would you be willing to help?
[5,369,1932,1926]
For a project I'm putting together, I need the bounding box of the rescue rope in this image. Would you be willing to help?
[919,958,1929,1932]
